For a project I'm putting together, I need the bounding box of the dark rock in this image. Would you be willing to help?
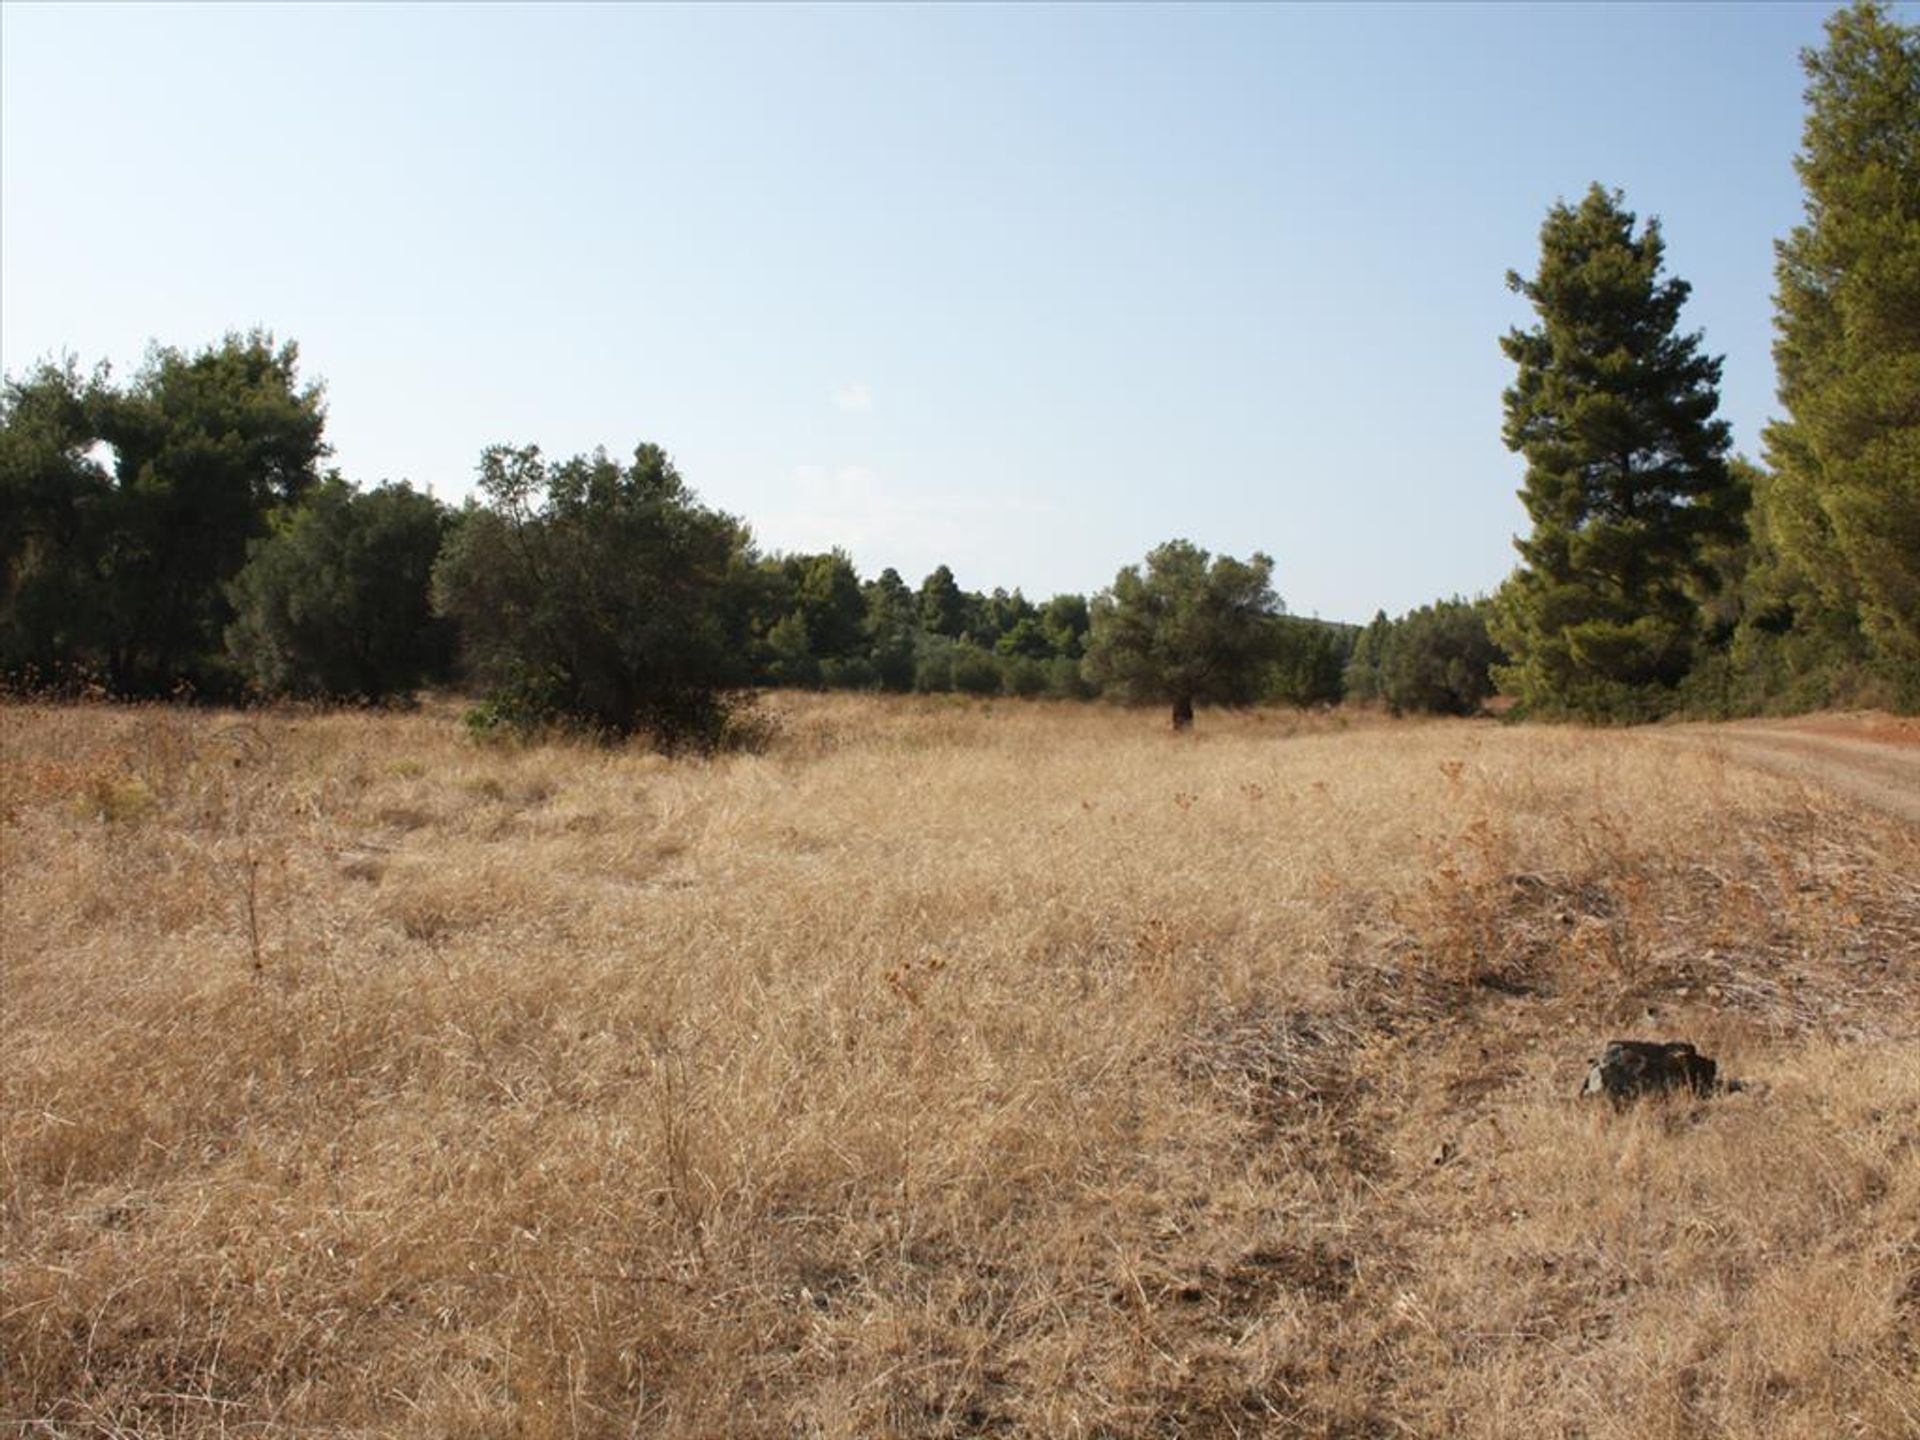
[1580,1039,1718,1103]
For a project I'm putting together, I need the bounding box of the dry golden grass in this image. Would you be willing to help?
[3,693,1917,1438]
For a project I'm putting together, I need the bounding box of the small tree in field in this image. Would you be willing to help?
[1084,539,1279,729]
[432,442,753,750]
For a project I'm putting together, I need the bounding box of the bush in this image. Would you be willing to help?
[1379,600,1504,716]
[912,634,956,693]
[1001,655,1049,698]
[226,478,453,700]
[951,641,1003,696]
[820,655,879,690]
[1046,655,1098,700]
[433,442,753,752]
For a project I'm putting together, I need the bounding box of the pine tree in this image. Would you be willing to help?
[1491,185,1740,719]
[1756,0,1920,704]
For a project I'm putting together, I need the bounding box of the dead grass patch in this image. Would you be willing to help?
[3,694,1916,1436]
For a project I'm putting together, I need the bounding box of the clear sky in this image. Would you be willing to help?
[0,2,1866,621]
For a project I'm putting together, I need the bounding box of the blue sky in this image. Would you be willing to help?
[0,2,1862,621]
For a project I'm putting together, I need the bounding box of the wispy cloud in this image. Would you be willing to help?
[832,381,874,413]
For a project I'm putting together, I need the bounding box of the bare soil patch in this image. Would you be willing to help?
[1664,711,1920,825]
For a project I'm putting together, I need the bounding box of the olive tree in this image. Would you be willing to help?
[1084,539,1280,729]
[433,442,754,750]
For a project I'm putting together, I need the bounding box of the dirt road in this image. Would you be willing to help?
[1664,713,1920,826]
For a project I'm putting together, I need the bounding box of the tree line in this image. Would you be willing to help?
[0,350,1354,745]
[2,2,1913,743]
[0,321,1511,740]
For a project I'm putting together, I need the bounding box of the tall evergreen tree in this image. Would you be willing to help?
[793,550,867,661]
[1756,0,1920,704]
[918,564,967,638]
[861,567,919,691]
[1491,185,1740,719]
[1038,593,1091,659]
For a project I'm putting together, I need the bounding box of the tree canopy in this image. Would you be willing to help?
[431,442,755,749]
[226,477,454,700]
[0,357,111,683]
[1083,539,1280,729]
[1754,0,1920,706]
[0,332,327,695]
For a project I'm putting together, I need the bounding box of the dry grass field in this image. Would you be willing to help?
[4,694,1918,1438]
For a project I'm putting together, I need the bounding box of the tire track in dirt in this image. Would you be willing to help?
[1662,718,1920,826]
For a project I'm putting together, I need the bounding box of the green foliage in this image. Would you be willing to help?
[1338,603,1504,715]
[1343,611,1393,704]
[1674,455,1847,718]
[949,640,1003,695]
[862,567,919,691]
[1039,593,1091,659]
[763,609,820,688]
[1000,655,1050,697]
[911,633,957,694]
[727,565,1100,699]
[226,478,453,700]
[983,587,1044,652]
[96,334,328,694]
[918,565,967,638]
[994,616,1051,660]
[733,552,864,687]
[1264,616,1352,707]
[1755,0,1920,708]
[1044,654,1098,699]
[907,634,1000,696]
[1492,186,1741,721]
[1377,599,1504,716]
[1083,539,1280,728]
[791,550,866,661]
[0,357,113,683]
[432,442,753,750]
[1,333,326,695]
